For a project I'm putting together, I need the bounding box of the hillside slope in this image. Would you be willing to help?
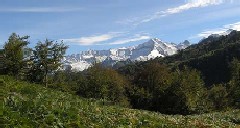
[2,75,240,127]
[118,30,240,86]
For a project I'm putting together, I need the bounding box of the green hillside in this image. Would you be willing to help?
[118,30,240,86]
[2,75,240,127]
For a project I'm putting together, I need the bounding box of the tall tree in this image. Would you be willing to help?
[228,58,240,107]
[33,39,68,87]
[4,33,29,77]
[171,67,207,114]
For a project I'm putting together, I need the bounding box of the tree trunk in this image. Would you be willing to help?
[45,70,48,87]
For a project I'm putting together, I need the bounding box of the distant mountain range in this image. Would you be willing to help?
[62,29,238,71]
[62,38,190,71]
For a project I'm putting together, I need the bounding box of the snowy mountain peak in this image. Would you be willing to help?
[151,38,162,43]
[130,38,188,60]
[64,38,191,71]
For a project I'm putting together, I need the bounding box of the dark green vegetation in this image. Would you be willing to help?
[117,30,240,114]
[2,76,240,127]
[1,31,240,127]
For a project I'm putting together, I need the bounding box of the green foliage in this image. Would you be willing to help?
[117,30,240,113]
[230,58,240,85]
[127,63,172,110]
[142,30,240,86]
[179,43,239,86]
[172,67,208,113]
[126,62,207,114]
[228,58,240,107]
[208,84,228,110]
[31,39,68,87]
[2,30,240,127]
[4,33,29,76]
[2,75,240,127]
[77,64,130,106]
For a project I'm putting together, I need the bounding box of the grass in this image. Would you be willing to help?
[1,75,240,128]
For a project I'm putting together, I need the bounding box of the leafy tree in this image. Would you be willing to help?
[208,84,228,110]
[33,39,68,87]
[171,67,207,114]
[128,62,173,110]
[77,64,129,106]
[4,33,29,77]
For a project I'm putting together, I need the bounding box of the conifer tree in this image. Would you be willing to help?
[33,39,68,87]
[4,33,29,77]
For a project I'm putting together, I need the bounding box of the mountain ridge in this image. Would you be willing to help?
[63,38,190,71]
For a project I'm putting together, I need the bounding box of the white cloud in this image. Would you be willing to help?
[164,0,222,14]
[61,32,122,45]
[119,0,225,25]
[0,7,83,13]
[62,32,150,46]
[196,21,240,38]
[109,35,151,45]
[224,22,240,30]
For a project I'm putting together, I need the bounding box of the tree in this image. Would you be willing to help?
[227,58,240,107]
[208,84,228,110]
[77,64,130,106]
[33,39,68,87]
[130,62,173,110]
[0,45,5,74]
[171,67,207,114]
[4,33,29,77]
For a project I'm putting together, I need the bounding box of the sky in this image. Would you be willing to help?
[0,0,240,54]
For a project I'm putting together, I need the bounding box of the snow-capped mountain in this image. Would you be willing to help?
[131,38,179,60]
[63,38,190,71]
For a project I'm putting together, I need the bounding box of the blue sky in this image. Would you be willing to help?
[0,0,240,54]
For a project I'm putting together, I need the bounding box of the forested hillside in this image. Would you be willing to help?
[119,30,240,86]
[117,30,240,113]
